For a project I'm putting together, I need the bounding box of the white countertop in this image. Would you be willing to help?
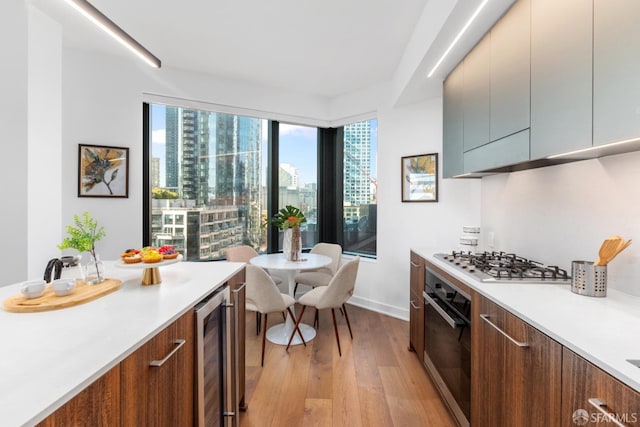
[413,248,640,393]
[0,259,244,427]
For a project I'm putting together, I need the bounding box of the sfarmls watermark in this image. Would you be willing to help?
[573,408,638,425]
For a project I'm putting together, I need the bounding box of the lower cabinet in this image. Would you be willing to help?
[471,291,562,426]
[121,309,195,426]
[562,348,640,426]
[37,365,121,427]
[409,251,425,362]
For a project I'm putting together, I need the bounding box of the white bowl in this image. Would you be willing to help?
[20,279,46,299]
[51,278,76,296]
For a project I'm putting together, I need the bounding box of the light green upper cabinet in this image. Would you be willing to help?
[531,0,592,158]
[490,0,530,142]
[593,0,640,146]
[463,34,491,152]
[443,64,464,178]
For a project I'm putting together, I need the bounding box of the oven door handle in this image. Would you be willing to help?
[423,291,460,329]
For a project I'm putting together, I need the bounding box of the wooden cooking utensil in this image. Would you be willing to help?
[594,236,624,266]
[605,239,632,265]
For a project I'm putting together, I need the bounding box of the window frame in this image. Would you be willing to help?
[143,103,376,259]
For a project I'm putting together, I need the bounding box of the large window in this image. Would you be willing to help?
[343,119,377,257]
[277,124,318,250]
[149,104,267,260]
[145,102,376,259]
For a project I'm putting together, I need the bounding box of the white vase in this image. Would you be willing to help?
[283,227,302,261]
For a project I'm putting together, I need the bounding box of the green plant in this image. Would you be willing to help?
[58,212,106,283]
[265,205,307,230]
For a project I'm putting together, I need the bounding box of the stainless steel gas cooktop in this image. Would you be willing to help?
[434,251,572,284]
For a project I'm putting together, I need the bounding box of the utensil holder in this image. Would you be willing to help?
[571,261,607,297]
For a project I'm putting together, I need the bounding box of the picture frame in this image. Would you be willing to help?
[401,153,438,202]
[78,144,129,198]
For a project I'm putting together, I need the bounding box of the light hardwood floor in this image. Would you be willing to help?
[239,303,455,427]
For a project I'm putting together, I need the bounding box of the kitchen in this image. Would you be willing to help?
[3,0,640,425]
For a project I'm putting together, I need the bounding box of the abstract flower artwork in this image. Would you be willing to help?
[78,144,129,198]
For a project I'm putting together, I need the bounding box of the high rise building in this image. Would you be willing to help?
[151,157,160,189]
[165,107,180,190]
[158,107,263,259]
[344,121,372,206]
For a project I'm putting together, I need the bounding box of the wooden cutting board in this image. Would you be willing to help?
[2,278,121,313]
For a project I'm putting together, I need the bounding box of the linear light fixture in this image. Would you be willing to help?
[427,0,489,78]
[64,0,161,68]
[547,136,640,159]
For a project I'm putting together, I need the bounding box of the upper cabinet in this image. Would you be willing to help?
[443,0,640,177]
[463,34,491,153]
[443,64,464,178]
[490,0,530,142]
[530,0,592,158]
[593,0,640,146]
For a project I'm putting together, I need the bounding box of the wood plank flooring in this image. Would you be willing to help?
[240,304,455,427]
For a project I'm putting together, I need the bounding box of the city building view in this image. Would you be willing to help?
[150,104,376,260]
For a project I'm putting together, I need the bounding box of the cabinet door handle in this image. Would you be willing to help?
[410,299,420,310]
[410,261,420,268]
[479,314,529,348]
[150,339,186,367]
[588,398,627,427]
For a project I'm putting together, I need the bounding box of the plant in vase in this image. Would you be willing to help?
[58,212,106,285]
[265,205,306,261]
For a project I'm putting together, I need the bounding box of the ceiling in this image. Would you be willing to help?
[29,0,515,103]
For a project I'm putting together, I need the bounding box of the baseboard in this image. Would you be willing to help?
[347,295,409,321]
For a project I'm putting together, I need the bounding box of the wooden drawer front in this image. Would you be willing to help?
[562,348,640,426]
[472,293,562,427]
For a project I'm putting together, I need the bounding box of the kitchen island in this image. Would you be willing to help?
[0,259,244,427]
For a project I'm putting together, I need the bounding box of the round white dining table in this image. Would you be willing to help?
[249,253,331,346]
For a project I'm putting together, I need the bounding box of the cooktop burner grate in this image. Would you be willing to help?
[436,251,570,284]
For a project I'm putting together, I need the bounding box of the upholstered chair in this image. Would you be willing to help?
[246,265,305,366]
[286,256,360,356]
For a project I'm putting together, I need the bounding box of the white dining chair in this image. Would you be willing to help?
[225,245,283,335]
[293,242,342,296]
[246,265,306,366]
[286,256,360,356]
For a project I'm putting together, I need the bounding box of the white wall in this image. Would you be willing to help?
[348,96,481,317]
[28,7,62,281]
[481,151,640,296]
[0,0,28,286]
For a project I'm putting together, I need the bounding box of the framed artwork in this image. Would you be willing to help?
[78,144,129,198]
[401,153,438,202]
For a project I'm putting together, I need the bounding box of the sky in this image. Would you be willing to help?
[150,104,377,188]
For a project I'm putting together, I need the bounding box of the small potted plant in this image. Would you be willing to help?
[266,205,306,261]
[58,212,106,285]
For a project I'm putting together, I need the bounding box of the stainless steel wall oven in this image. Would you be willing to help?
[195,283,244,427]
[423,261,472,427]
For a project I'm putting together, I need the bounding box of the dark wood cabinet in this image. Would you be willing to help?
[562,348,640,426]
[230,267,247,410]
[409,251,425,362]
[471,291,562,427]
[37,365,121,427]
[121,309,195,426]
